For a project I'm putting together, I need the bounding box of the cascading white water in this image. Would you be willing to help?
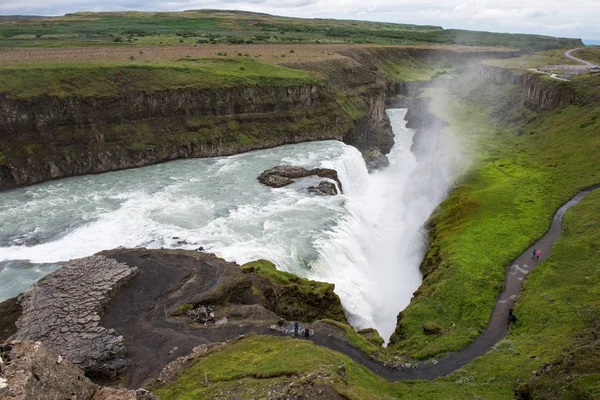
[309,108,424,340]
[0,108,461,342]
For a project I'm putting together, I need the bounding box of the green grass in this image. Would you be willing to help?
[573,46,600,65]
[0,58,319,98]
[153,334,405,400]
[388,76,600,358]
[152,187,600,399]
[572,71,600,87]
[0,10,582,49]
[240,260,347,323]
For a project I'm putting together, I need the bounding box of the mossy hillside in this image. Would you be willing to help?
[152,187,600,400]
[0,58,318,99]
[429,188,600,399]
[241,260,347,323]
[388,77,600,357]
[357,328,385,347]
[317,319,386,359]
[153,334,402,400]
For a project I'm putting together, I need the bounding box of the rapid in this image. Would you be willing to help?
[0,108,455,341]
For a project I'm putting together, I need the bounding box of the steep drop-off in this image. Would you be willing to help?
[0,47,525,190]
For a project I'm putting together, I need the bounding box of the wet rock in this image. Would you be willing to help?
[363,148,390,172]
[258,165,343,193]
[9,256,137,378]
[308,181,338,196]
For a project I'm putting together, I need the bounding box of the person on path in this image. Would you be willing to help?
[304,327,310,338]
[532,248,536,259]
[536,249,541,260]
[294,321,299,336]
[278,318,284,328]
[507,308,517,325]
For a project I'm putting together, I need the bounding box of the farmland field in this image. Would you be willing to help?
[0,10,582,50]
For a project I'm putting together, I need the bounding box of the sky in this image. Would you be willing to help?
[0,0,598,40]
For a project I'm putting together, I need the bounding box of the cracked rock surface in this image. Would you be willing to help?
[0,340,159,400]
[10,256,137,378]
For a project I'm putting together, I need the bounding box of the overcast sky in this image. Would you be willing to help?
[0,0,598,40]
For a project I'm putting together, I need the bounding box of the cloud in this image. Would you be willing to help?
[0,0,597,39]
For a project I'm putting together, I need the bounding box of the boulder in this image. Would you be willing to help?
[363,148,390,172]
[0,341,159,400]
[258,165,343,193]
[308,181,338,196]
[422,322,442,335]
[0,340,97,400]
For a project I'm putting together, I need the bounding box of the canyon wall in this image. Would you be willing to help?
[0,47,549,190]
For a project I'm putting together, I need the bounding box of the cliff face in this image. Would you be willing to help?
[0,47,532,190]
[473,64,596,110]
[288,56,395,155]
[0,84,354,190]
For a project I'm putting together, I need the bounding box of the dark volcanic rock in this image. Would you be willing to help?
[308,181,338,196]
[258,165,343,193]
[258,174,295,188]
[9,256,137,378]
[363,148,390,172]
[0,298,21,344]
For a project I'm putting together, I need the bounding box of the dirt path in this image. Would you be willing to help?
[268,186,599,380]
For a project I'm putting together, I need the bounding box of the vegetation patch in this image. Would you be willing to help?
[241,260,347,323]
[0,58,318,98]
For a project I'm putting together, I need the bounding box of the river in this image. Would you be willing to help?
[0,108,456,341]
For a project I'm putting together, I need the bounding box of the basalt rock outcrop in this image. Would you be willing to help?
[0,249,347,389]
[8,256,137,379]
[0,82,356,190]
[473,64,600,109]
[258,165,343,194]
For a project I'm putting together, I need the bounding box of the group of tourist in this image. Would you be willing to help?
[278,318,312,338]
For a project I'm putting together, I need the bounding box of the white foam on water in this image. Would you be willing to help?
[0,109,461,344]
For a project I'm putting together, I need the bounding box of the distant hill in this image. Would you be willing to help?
[0,10,583,50]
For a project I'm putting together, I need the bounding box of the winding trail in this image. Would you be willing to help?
[564,48,596,67]
[268,186,599,380]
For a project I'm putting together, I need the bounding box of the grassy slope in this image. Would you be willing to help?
[0,10,581,50]
[573,46,600,65]
[240,260,347,323]
[0,57,318,98]
[389,78,600,358]
[153,130,600,400]
[484,48,580,69]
